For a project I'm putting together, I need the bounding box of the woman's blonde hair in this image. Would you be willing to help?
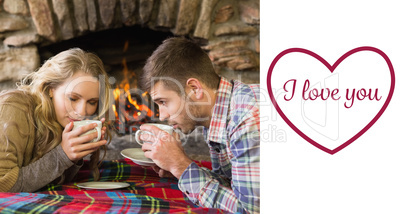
[17,48,112,181]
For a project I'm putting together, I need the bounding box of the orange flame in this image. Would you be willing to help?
[112,104,118,118]
[111,42,155,127]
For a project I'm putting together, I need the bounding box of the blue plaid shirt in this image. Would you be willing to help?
[178,77,260,213]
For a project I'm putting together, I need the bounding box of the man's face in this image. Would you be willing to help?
[150,82,202,134]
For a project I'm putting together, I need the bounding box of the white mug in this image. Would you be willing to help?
[73,120,102,143]
[135,123,174,145]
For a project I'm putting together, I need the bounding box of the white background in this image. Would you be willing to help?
[261,1,402,213]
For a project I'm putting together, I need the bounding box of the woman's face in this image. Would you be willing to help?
[51,72,100,127]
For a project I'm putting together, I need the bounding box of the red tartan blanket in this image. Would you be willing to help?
[0,159,229,214]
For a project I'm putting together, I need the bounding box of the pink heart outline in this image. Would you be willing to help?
[267,47,395,154]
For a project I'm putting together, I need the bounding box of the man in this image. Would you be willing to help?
[139,37,260,213]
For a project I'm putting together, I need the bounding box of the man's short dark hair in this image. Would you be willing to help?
[142,37,220,95]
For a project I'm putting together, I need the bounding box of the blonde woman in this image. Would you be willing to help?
[0,48,112,192]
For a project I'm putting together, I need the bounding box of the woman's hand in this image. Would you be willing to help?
[61,118,107,162]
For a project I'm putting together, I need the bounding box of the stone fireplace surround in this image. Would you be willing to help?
[0,0,260,160]
[0,0,260,89]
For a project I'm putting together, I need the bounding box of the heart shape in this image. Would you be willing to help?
[267,47,395,154]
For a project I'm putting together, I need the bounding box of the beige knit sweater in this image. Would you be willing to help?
[0,91,82,192]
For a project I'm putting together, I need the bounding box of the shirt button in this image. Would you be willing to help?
[186,191,189,194]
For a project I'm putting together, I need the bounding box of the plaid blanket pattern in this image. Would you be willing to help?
[0,159,229,214]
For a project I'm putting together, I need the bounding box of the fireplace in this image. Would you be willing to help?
[0,0,259,87]
[0,0,259,159]
[38,26,170,135]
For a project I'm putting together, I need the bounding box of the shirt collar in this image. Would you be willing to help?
[206,77,233,144]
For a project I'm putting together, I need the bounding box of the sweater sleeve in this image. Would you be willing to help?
[0,97,33,192]
[8,145,75,192]
[0,95,78,192]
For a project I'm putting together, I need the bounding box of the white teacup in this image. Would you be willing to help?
[73,120,102,143]
[135,123,174,145]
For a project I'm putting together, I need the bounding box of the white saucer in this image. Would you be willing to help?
[121,148,155,166]
[76,181,130,190]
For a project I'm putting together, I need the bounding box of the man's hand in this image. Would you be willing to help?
[140,124,193,179]
[151,165,175,178]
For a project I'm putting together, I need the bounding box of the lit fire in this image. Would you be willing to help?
[112,41,158,134]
